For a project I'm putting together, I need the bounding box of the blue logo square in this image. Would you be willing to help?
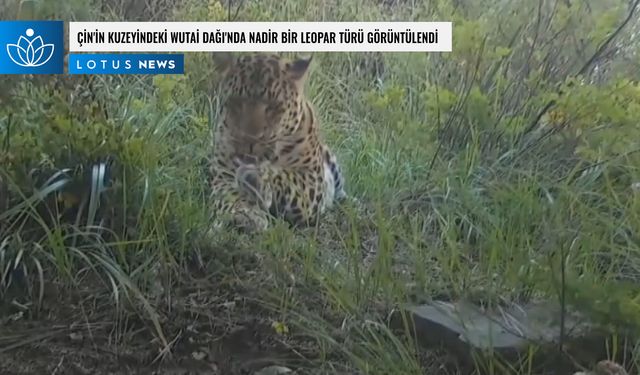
[0,21,64,75]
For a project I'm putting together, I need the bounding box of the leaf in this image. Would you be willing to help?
[495,46,511,58]
[271,321,289,335]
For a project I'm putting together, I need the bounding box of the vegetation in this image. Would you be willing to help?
[1,0,639,373]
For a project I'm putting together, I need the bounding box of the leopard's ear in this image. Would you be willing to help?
[212,52,234,73]
[286,55,312,81]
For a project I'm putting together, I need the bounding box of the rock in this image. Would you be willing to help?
[572,360,628,375]
[592,360,628,375]
[191,351,207,361]
[390,300,611,366]
[253,365,293,375]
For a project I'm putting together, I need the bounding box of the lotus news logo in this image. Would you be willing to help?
[0,21,63,74]
[7,28,55,67]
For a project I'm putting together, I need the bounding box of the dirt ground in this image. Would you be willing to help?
[0,254,324,375]
[1,318,307,375]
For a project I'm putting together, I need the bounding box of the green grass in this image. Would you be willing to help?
[1,0,640,373]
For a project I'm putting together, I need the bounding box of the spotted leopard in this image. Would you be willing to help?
[208,93,280,232]
[209,52,347,229]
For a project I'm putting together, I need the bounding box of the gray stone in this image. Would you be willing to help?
[253,366,293,375]
[573,360,628,375]
[390,300,608,363]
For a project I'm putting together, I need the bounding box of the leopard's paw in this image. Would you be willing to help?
[234,157,273,211]
[232,206,271,234]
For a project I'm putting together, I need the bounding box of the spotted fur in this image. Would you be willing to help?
[209,52,347,229]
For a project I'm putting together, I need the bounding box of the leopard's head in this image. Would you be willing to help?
[212,52,313,135]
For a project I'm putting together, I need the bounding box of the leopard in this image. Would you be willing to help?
[208,52,348,230]
[208,92,280,232]
[224,95,279,212]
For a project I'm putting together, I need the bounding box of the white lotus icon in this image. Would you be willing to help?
[6,28,55,67]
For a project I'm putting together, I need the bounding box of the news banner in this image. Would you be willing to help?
[0,21,452,75]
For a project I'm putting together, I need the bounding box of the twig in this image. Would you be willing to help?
[559,237,566,351]
[3,113,11,151]
[227,0,246,22]
[50,356,65,375]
